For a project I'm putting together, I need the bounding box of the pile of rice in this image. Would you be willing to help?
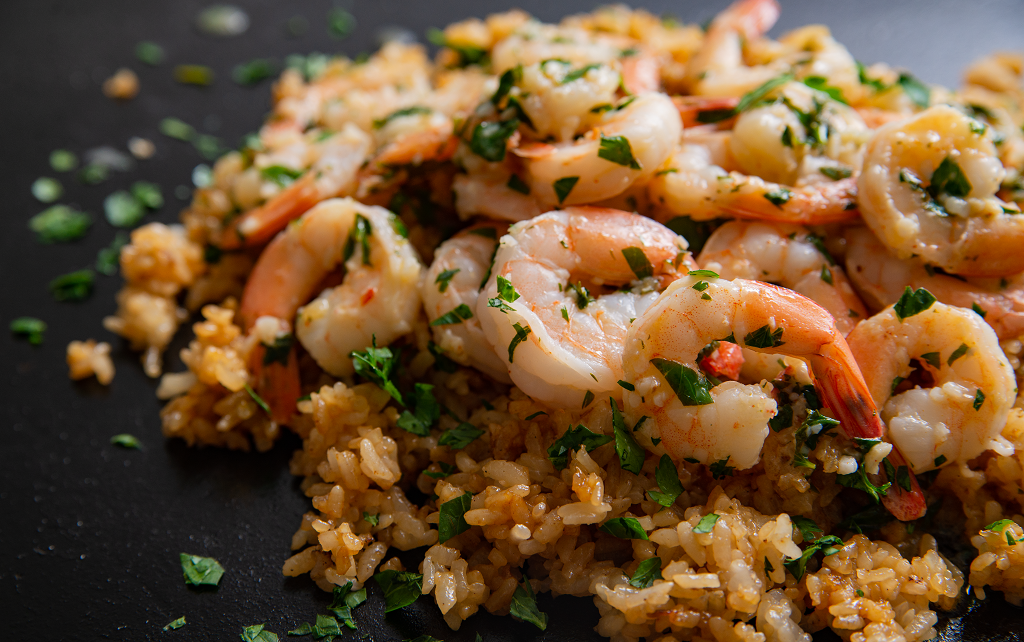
[70,3,1024,640]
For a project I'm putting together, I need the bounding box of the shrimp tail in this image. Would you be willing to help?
[879,450,928,521]
[220,172,320,250]
[250,344,302,425]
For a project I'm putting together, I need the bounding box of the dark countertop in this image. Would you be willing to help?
[1,1,1022,640]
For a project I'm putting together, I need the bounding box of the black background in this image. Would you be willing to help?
[2,1,1023,640]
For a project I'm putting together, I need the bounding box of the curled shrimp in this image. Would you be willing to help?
[698,221,867,335]
[859,104,1024,276]
[685,0,782,97]
[515,92,681,207]
[847,298,1016,473]
[240,197,423,382]
[221,125,372,249]
[846,226,1024,341]
[476,207,690,408]
[648,142,859,224]
[422,221,510,382]
[621,274,926,520]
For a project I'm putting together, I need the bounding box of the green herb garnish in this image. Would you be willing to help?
[50,269,94,302]
[438,423,485,450]
[180,553,225,586]
[647,455,683,507]
[373,570,423,612]
[621,247,654,279]
[600,516,649,540]
[546,424,613,470]
[110,434,142,449]
[553,176,579,204]
[29,205,92,243]
[893,287,936,320]
[611,399,644,474]
[438,492,472,542]
[628,557,663,588]
[10,317,46,345]
[598,135,642,170]
[430,304,474,326]
[509,579,548,630]
[651,358,713,406]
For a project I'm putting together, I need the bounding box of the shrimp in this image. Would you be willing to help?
[422,221,511,382]
[858,104,1024,276]
[369,108,458,169]
[220,124,373,249]
[490,22,627,74]
[515,92,681,206]
[476,207,690,408]
[846,299,1016,473]
[240,197,423,382]
[685,0,783,97]
[846,226,1024,340]
[648,142,860,224]
[697,221,867,335]
[621,274,926,520]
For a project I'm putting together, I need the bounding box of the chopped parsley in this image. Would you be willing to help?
[920,351,941,370]
[50,269,94,302]
[396,383,440,436]
[802,76,847,104]
[820,265,833,285]
[893,287,936,320]
[363,512,380,527]
[29,205,92,243]
[342,214,373,266]
[617,380,635,391]
[509,579,548,630]
[600,516,649,540]
[31,177,62,203]
[351,340,403,403]
[611,399,644,474]
[244,384,271,414]
[948,343,970,366]
[764,188,792,207]
[546,424,613,470]
[261,165,304,187]
[240,624,278,642]
[563,63,601,83]
[651,358,713,406]
[687,269,720,278]
[582,390,595,409]
[736,73,794,113]
[553,176,579,204]
[820,166,853,180]
[768,404,793,432]
[372,106,432,129]
[693,513,719,534]
[491,65,520,105]
[709,457,734,479]
[664,216,722,255]
[507,173,531,194]
[784,535,843,580]
[897,72,930,108]
[426,28,488,67]
[628,557,664,589]
[430,304,474,326]
[972,302,987,318]
[793,409,839,469]
[438,492,472,542]
[934,454,948,467]
[974,389,986,410]
[791,516,823,541]
[10,317,46,345]
[136,41,165,65]
[428,341,459,373]
[927,156,972,201]
[435,269,460,293]
[180,553,225,586]
[508,322,532,363]
[49,149,78,172]
[163,617,186,631]
[262,334,294,366]
[104,191,145,227]
[647,455,683,507]
[132,181,163,209]
[837,465,890,504]
[598,135,642,170]
[233,58,277,85]
[110,434,142,449]
[438,423,485,450]
[96,232,129,275]
[469,119,519,162]
[744,324,785,348]
[423,462,457,480]
[621,247,654,279]
[374,570,423,612]
[568,281,595,309]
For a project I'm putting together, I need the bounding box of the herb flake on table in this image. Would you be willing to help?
[10,317,46,345]
[180,553,225,586]
[29,205,92,243]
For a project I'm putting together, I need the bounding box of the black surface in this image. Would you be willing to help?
[2,1,1023,640]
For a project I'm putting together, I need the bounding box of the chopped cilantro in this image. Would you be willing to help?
[426,28,488,67]
[261,165,304,187]
[363,512,380,527]
[897,73,930,108]
[934,454,947,467]
[784,535,843,580]
[629,557,663,589]
[837,466,890,503]
[972,302,987,318]
[507,173,530,194]
[621,247,654,279]
[492,65,520,105]
[651,357,713,406]
[600,516,649,540]
[50,269,94,302]
[820,166,853,180]
[509,579,548,630]
[547,424,613,469]
[95,233,129,275]
[736,73,794,113]
[525,411,547,420]
[893,287,936,320]
[568,281,595,310]
[928,156,972,200]
[647,455,683,507]
[617,380,635,391]
[802,76,847,104]
[180,553,225,586]
[920,351,941,370]
[438,492,472,542]
[948,343,969,366]
[342,214,373,266]
[29,205,92,243]
[768,404,793,432]
[764,188,792,207]
[428,341,459,373]
[553,176,579,204]
[790,516,823,541]
[664,216,722,254]
[438,423,485,449]
[563,63,602,83]
[598,135,642,170]
[820,265,833,285]
[611,399,644,474]
[582,390,595,408]
[10,317,46,345]
[687,269,720,278]
[423,462,457,479]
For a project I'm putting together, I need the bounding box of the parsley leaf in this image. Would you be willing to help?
[435,268,460,293]
[262,334,294,366]
[164,617,186,631]
[709,457,734,479]
[736,73,794,113]
[10,317,46,345]
[396,383,441,436]
[598,135,642,170]
[180,553,225,586]
[508,322,532,363]
[553,176,579,204]
[96,232,129,275]
[764,188,792,207]
[568,281,595,309]
[430,303,474,326]
[469,119,519,162]
[600,516,649,540]
[928,156,972,200]
[104,191,145,227]
[546,424,613,470]
[837,466,890,503]
[110,434,142,449]
[693,513,719,534]
[893,287,936,320]
[744,324,785,348]
[29,205,92,243]
[372,106,432,129]
[373,570,423,612]
[438,492,472,542]
[342,214,373,266]
[651,358,714,406]
[820,166,853,180]
[438,423,485,449]
[647,455,683,507]
[507,173,530,194]
[50,269,94,302]
[351,340,403,403]
[621,247,654,279]
[947,343,969,366]
[784,535,843,580]
[897,72,930,108]
[974,389,986,410]
[509,579,548,630]
[664,216,722,255]
[240,624,278,642]
[363,512,380,527]
[611,399,644,474]
[629,557,663,588]
[790,516,823,541]
[261,165,304,187]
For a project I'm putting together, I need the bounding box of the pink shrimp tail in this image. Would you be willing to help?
[717,0,780,39]
[221,173,321,250]
[250,344,302,425]
[621,52,662,94]
[880,450,928,521]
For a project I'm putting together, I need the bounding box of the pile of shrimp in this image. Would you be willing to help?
[101,0,1024,637]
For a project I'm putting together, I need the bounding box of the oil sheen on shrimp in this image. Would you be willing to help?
[476,207,688,408]
[859,104,1024,276]
[242,197,423,377]
[698,220,867,335]
[847,298,1016,473]
[422,221,510,382]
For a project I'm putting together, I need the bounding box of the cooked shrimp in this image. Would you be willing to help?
[369,108,458,169]
[846,226,1024,340]
[858,104,1024,276]
[490,22,627,74]
[241,197,423,378]
[221,124,372,249]
[685,0,783,97]
[846,298,1016,473]
[515,92,681,207]
[476,207,689,408]
[697,221,867,335]
[422,221,511,382]
[648,142,860,224]
[621,274,926,519]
